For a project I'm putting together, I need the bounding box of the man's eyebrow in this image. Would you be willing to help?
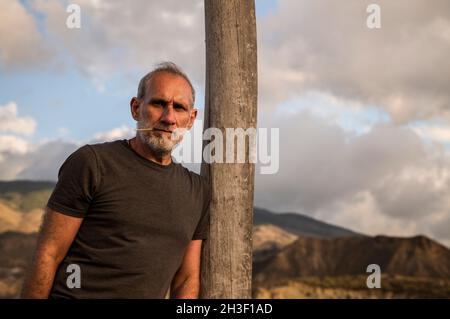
[149,97,168,104]
[173,101,188,109]
[149,97,189,109]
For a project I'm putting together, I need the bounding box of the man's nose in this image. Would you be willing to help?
[160,105,176,126]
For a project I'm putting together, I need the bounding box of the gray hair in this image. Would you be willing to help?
[137,61,195,106]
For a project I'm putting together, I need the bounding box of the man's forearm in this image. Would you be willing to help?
[170,276,200,299]
[21,252,59,299]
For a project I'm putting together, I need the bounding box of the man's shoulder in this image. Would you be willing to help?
[64,140,125,166]
[80,139,126,159]
[85,139,125,153]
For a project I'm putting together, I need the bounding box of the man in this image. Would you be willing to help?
[21,62,211,299]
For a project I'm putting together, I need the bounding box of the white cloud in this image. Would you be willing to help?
[320,191,421,238]
[0,137,78,181]
[412,123,450,144]
[273,91,391,135]
[0,102,37,136]
[0,135,29,155]
[91,125,134,143]
[0,101,37,178]
[0,124,136,180]
[13,140,81,181]
[32,0,205,90]
[257,0,450,123]
[323,188,450,245]
[0,0,51,69]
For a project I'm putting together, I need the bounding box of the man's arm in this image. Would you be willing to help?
[170,239,203,299]
[21,207,83,299]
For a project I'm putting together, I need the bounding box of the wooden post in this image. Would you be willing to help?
[200,0,258,298]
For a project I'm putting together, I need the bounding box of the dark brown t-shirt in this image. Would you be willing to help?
[47,139,210,298]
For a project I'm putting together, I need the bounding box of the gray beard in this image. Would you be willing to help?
[136,121,183,156]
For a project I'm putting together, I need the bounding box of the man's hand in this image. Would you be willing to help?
[170,239,203,299]
[21,207,83,299]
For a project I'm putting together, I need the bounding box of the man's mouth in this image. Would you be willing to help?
[153,128,172,133]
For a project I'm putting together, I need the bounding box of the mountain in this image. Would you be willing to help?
[0,181,55,194]
[252,224,298,263]
[254,234,450,285]
[0,180,54,213]
[254,207,362,238]
[0,180,449,298]
[2,229,449,299]
[0,180,53,234]
[0,202,43,233]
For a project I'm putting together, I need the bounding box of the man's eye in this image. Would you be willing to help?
[152,101,164,107]
[174,104,186,111]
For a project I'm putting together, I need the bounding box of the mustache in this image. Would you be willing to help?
[136,126,188,138]
[136,127,171,132]
[136,124,172,132]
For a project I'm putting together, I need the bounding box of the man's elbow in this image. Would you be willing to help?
[170,275,201,299]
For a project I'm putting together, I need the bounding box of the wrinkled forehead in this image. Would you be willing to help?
[144,72,193,106]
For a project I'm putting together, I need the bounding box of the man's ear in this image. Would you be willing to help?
[130,97,140,121]
[187,108,198,130]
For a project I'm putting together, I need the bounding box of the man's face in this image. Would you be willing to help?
[131,72,197,155]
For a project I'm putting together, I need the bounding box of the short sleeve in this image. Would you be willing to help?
[192,177,211,240]
[47,145,98,218]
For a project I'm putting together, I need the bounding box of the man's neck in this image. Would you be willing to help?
[128,137,172,166]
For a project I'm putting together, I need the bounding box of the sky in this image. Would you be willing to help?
[1,0,450,246]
